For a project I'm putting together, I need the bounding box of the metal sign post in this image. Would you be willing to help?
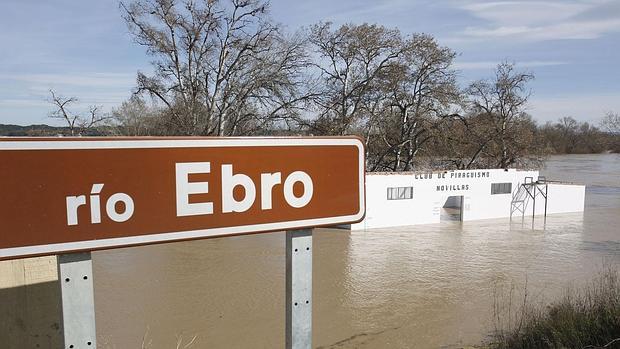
[286,229,313,349]
[57,252,97,349]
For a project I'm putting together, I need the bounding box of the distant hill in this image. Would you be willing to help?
[0,124,105,136]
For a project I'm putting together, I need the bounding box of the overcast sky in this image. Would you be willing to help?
[0,0,618,126]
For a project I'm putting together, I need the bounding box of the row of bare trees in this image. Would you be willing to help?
[539,114,620,154]
[46,0,619,171]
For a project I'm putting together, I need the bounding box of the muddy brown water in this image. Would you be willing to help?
[93,154,620,349]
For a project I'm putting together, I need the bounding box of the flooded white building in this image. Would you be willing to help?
[352,168,585,230]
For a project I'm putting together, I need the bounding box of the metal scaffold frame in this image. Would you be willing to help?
[510,176,549,222]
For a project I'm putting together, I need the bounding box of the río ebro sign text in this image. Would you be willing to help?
[0,137,365,260]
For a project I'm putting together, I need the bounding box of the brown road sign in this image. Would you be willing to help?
[0,137,365,260]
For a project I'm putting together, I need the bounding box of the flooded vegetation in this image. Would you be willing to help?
[490,265,620,349]
[90,154,620,348]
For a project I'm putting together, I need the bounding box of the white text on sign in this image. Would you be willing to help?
[65,162,314,225]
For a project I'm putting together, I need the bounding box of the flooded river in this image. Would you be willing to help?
[94,154,620,348]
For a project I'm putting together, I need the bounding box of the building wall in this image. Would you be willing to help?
[461,169,539,221]
[0,256,62,349]
[535,183,585,215]
[352,169,585,230]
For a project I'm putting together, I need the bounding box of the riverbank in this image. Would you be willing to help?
[489,266,620,349]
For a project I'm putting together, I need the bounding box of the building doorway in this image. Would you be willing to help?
[441,195,463,222]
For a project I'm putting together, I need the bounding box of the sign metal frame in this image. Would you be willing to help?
[57,252,97,349]
[286,229,313,349]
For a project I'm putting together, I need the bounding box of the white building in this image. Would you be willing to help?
[351,169,585,230]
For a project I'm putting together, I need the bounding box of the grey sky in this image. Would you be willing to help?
[0,0,618,126]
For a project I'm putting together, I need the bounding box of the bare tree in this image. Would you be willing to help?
[307,22,403,136]
[466,62,535,168]
[112,95,163,136]
[430,113,495,170]
[557,116,581,153]
[601,111,620,134]
[305,26,461,170]
[427,63,541,169]
[48,89,109,136]
[121,0,312,136]
[368,34,460,171]
[600,112,620,152]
